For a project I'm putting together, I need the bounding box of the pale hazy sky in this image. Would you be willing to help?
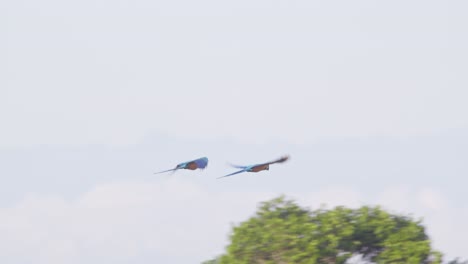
[2,0,467,263]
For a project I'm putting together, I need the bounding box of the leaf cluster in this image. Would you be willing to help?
[211,196,442,264]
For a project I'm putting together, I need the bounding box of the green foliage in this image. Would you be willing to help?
[211,195,443,264]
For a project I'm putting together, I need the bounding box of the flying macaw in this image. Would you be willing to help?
[154,157,209,174]
[218,155,290,179]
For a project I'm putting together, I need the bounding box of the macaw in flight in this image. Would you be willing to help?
[218,155,290,179]
[154,157,209,174]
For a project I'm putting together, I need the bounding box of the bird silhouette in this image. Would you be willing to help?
[218,155,289,179]
[154,157,209,174]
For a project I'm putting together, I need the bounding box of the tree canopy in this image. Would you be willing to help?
[205,195,446,264]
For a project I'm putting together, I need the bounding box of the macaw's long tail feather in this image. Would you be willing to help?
[217,169,246,179]
[154,168,178,174]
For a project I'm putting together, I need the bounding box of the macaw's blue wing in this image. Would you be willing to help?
[193,157,208,169]
[228,163,249,169]
[265,155,290,165]
[217,168,247,179]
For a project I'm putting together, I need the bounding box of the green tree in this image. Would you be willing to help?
[210,195,442,264]
[202,259,221,264]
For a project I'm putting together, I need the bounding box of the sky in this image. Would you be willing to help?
[1,0,468,263]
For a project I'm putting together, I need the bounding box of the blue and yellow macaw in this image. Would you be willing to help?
[154,157,209,174]
[218,155,290,179]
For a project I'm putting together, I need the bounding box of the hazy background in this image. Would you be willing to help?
[2,0,467,263]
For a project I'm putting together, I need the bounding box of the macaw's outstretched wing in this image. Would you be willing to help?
[227,162,249,169]
[193,157,209,169]
[217,169,247,179]
[262,155,290,166]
